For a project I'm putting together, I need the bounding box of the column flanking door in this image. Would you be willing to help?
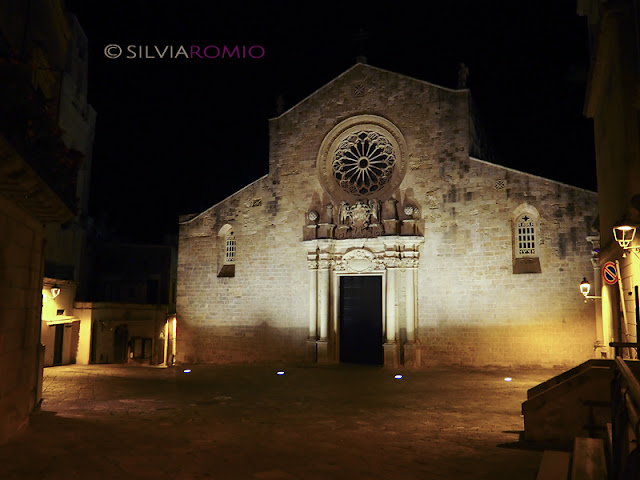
[339,275,383,365]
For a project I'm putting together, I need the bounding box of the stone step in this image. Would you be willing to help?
[536,450,571,480]
[527,360,614,401]
[571,437,607,480]
[522,366,613,448]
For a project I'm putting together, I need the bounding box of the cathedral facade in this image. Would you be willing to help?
[177,64,598,367]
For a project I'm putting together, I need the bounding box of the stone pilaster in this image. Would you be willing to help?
[306,255,318,363]
[307,260,318,339]
[317,254,331,363]
[384,248,399,368]
[316,340,329,364]
[383,343,399,368]
[402,255,421,368]
[306,339,317,363]
[402,342,420,368]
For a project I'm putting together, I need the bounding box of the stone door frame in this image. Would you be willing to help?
[303,236,424,368]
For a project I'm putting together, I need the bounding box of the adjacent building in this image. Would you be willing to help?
[39,10,96,368]
[74,240,177,366]
[0,0,80,443]
[578,0,640,357]
[177,64,599,368]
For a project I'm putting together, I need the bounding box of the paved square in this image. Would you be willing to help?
[0,364,558,479]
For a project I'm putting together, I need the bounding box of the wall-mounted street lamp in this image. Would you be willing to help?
[580,278,601,301]
[51,284,61,298]
[613,220,640,258]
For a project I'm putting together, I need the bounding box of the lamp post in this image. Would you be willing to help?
[579,277,601,301]
[613,221,639,258]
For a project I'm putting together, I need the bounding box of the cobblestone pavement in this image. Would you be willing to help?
[0,364,561,479]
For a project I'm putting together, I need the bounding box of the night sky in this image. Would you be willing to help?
[66,1,596,243]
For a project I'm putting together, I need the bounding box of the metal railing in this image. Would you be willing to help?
[610,357,640,479]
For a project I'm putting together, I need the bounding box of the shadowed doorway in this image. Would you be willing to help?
[53,324,64,366]
[114,324,128,363]
[339,275,383,365]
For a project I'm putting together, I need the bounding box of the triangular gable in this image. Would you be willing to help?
[270,63,467,121]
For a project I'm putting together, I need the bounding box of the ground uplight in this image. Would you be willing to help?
[504,377,513,382]
[183,369,192,373]
[394,374,403,379]
[276,371,285,375]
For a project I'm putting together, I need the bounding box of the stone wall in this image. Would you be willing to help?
[178,176,309,364]
[415,158,597,366]
[0,194,46,443]
[177,64,598,367]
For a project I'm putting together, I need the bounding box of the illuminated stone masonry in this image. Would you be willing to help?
[176,63,599,368]
[332,131,396,197]
[301,112,425,368]
[316,115,408,205]
[304,198,419,240]
[303,236,424,367]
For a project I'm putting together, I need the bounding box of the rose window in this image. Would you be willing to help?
[331,131,396,196]
[316,115,407,203]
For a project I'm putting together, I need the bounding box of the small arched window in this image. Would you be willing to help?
[218,224,236,277]
[516,214,536,256]
[224,231,236,264]
[512,204,541,274]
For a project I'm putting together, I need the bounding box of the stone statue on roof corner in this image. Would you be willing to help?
[458,63,469,89]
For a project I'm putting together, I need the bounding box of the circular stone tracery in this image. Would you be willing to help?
[332,131,396,196]
[316,115,408,203]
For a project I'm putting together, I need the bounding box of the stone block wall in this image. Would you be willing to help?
[177,176,309,364]
[177,64,598,367]
[0,195,45,443]
[414,158,597,366]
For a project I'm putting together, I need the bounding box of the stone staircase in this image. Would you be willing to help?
[536,437,607,480]
[522,359,615,449]
[525,359,640,479]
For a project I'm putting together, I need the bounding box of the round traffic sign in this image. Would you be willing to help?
[602,261,618,285]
